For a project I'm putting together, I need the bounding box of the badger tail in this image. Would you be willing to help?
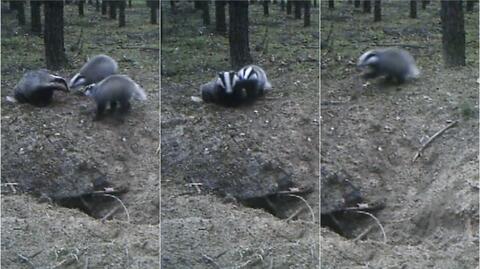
[6,96,18,103]
[408,65,420,79]
[264,80,273,92]
[133,83,147,101]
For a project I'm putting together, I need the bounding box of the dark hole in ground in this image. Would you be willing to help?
[54,193,123,219]
[241,193,312,220]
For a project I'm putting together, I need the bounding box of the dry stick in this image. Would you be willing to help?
[287,194,315,223]
[352,224,375,242]
[412,120,458,163]
[101,205,121,222]
[100,194,131,223]
[201,254,221,269]
[354,210,387,244]
[285,206,306,221]
[16,253,35,269]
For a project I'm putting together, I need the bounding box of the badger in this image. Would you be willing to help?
[69,54,118,90]
[84,75,147,120]
[357,47,420,84]
[236,64,272,100]
[6,69,69,106]
[200,71,247,106]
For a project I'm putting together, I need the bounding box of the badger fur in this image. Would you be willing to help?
[69,54,118,90]
[236,64,272,100]
[357,48,420,83]
[7,69,69,106]
[200,71,246,106]
[84,75,147,120]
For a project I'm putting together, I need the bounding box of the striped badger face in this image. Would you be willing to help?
[357,50,379,67]
[84,84,97,97]
[238,66,259,80]
[217,71,239,94]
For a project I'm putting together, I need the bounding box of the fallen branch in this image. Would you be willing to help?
[354,210,387,244]
[412,120,458,163]
[287,194,315,223]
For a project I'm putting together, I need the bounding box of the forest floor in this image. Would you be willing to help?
[161,2,319,268]
[321,1,479,268]
[1,2,159,268]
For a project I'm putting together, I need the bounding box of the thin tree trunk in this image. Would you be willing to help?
[215,0,226,34]
[102,0,107,15]
[440,0,465,66]
[14,1,26,25]
[119,0,126,27]
[294,0,301,19]
[466,0,475,12]
[421,0,429,9]
[280,0,285,11]
[229,0,252,69]
[31,0,42,34]
[313,0,317,8]
[79,0,85,16]
[304,0,310,27]
[363,0,371,13]
[263,0,269,16]
[96,0,100,11]
[109,1,117,19]
[194,0,201,9]
[44,0,66,70]
[354,0,360,8]
[374,0,381,22]
[287,0,292,14]
[202,1,210,25]
[129,0,132,8]
[410,0,417,18]
[147,0,159,24]
[328,0,334,9]
[170,0,176,13]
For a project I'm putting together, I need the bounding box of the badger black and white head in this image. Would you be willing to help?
[7,69,69,106]
[69,54,119,90]
[200,71,245,106]
[84,74,147,120]
[235,64,272,101]
[357,47,420,84]
[216,71,239,95]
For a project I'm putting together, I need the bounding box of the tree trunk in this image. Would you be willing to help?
[119,0,126,27]
[410,0,417,18]
[31,0,42,34]
[215,0,226,34]
[466,0,475,12]
[328,0,334,9]
[313,0,317,8]
[102,0,107,14]
[263,0,269,15]
[304,0,310,27]
[229,0,251,69]
[13,1,26,25]
[78,0,85,16]
[109,1,117,19]
[194,0,201,9]
[363,0,371,13]
[129,0,132,8]
[202,1,210,25]
[421,0,429,9]
[287,0,292,14]
[294,0,301,19]
[96,0,100,11]
[147,0,158,24]
[374,0,381,21]
[440,0,465,66]
[280,0,285,11]
[354,0,360,8]
[170,0,176,13]
[44,1,66,70]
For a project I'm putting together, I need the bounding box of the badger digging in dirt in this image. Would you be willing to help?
[6,69,69,106]
[69,54,119,90]
[84,74,147,121]
[357,47,420,84]
[200,65,272,106]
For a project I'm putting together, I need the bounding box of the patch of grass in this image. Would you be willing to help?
[459,101,477,120]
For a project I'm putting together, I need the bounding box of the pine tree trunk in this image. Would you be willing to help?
[147,0,158,24]
[304,0,310,27]
[102,0,107,15]
[215,0,226,34]
[294,0,301,19]
[14,1,26,25]
[79,0,85,16]
[263,0,269,16]
[354,0,360,8]
[280,0,285,11]
[374,0,381,21]
[229,0,252,69]
[109,1,117,19]
[194,0,201,9]
[202,1,210,25]
[44,1,66,70]
[287,0,292,14]
[328,0,334,9]
[466,0,475,12]
[440,0,465,66]
[31,0,42,34]
[421,0,429,9]
[363,0,371,13]
[410,0,417,18]
[313,0,317,8]
[170,0,176,13]
[129,0,132,8]
[96,0,100,11]
[119,0,126,27]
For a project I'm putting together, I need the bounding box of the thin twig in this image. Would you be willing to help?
[412,120,458,163]
[101,205,121,222]
[285,206,306,221]
[100,194,131,223]
[16,253,35,269]
[201,254,221,269]
[286,194,315,223]
[353,224,375,242]
[354,210,387,244]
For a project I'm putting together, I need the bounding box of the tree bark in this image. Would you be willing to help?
[79,0,85,16]
[304,0,310,27]
[13,1,26,25]
[147,0,159,24]
[194,0,201,9]
[95,0,100,11]
[440,0,465,66]
[294,0,301,19]
[287,0,292,14]
[109,1,117,19]
[119,0,126,27]
[354,0,360,8]
[313,0,317,8]
[44,1,66,70]
[170,0,176,13]
[202,1,210,25]
[466,0,476,12]
[374,0,381,21]
[410,0,417,18]
[31,1,42,34]
[363,0,371,13]
[263,0,269,16]
[129,0,132,8]
[102,0,107,15]
[328,0,334,9]
[280,0,285,11]
[421,0,429,10]
[215,0,226,34]
[229,0,252,69]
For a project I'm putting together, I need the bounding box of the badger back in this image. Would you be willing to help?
[70,55,118,89]
[92,75,146,101]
